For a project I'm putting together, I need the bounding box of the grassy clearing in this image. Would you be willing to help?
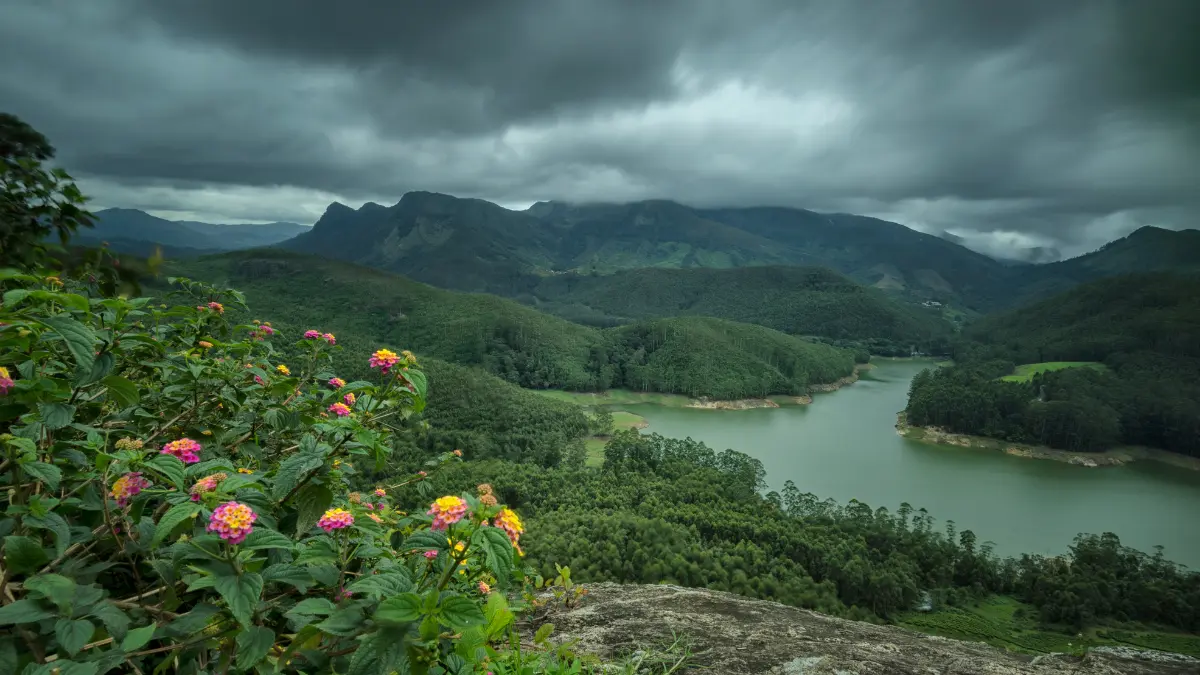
[533,389,696,408]
[999,361,1107,383]
[897,595,1200,657]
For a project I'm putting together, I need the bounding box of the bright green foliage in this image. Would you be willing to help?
[998,361,1107,383]
[0,269,552,674]
[170,250,856,399]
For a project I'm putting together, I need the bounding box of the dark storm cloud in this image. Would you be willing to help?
[1,0,1197,256]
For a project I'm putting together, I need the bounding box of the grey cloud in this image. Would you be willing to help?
[1,0,1196,259]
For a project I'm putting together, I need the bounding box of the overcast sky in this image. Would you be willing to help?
[2,1,1197,259]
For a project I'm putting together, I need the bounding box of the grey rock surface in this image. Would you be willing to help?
[542,584,1199,674]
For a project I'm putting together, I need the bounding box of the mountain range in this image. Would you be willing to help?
[88,194,1199,313]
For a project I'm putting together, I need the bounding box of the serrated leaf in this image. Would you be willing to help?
[307,563,339,587]
[163,604,220,637]
[151,502,200,545]
[0,598,55,625]
[401,530,448,552]
[185,458,234,477]
[436,595,485,631]
[25,513,71,558]
[24,573,75,611]
[472,527,515,590]
[272,450,325,500]
[240,528,293,552]
[346,627,409,675]
[314,606,364,637]
[36,315,96,377]
[55,618,95,655]
[3,535,48,574]
[76,352,114,386]
[213,572,262,628]
[293,483,333,535]
[484,592,515,640]
[37,403,76,431]
[261,564,312,593]
[143,454,187,491]
[22,459,63,491]
[89,603,130,641]
[100,375,140,407]
[235,625,274,669]
[374,593,422,625]
[347,570,414,600]
[287,598,336,617]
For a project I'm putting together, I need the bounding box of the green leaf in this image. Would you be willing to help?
[235,625,275,669]
[346,627,409,675]
[292,483,333,536]
[240,528,293,552]
[484,592,515,640]
[37,403,76,431]
[120,623,157,652]
[347,571,414,600]
[3,535,48,574]
[374,593,422,625]
[36,314,96,377]
[471,527,515,590]
[100,375,140,407]
[213,572,263,628]
[0,598,55,625]
[272,450,326,500]
[534,622,554,645]
[24,573,76,611]
[22,459,64,492]
[163,604,220,637]
[307,564,339,587]
[76,351,114,386]
[143,454,187,491]
[55,618,95,655]
[0,637,16,675]
[436,595,485,631]
[287,598,336,617]
[314,606,364,637]
[89,603,130,641]
[151,502,200,545]
[25,513,71,558]
[261,564,312,593]
[402,530,448,553]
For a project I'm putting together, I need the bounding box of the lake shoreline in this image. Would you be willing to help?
[895,413,1200,472]
[686,363,873,410]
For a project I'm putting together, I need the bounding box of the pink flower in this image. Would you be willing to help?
[207,501,256,544]
[303,330,321,339]
[423,550,438,560]
[478,581,491,594]
[323,333,336,345]
[0,366,13,396]
[189,472,227,502]
[328,377,346,389]
[337,587,353,601]
[206,302,224,314]
[254,375,266,386]
[328,402,351,417]
[369,349,400,375]
[343,392,356,406]
[418,471,427,478]
[376,502,385,510]
[317,508,354,533]
[365,503,374,511]
[373,488,386,498]
[427,496,468,531]
[110,472,151,507]
[161,438,202,464]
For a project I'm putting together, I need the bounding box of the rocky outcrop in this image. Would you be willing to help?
[543,584,1198,674]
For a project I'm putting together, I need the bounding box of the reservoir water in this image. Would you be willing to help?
[627,359,1200,569]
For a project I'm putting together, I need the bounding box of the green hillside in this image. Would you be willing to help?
[171,249,854,399]
[527,265,953,351]
[906,274,1200,457]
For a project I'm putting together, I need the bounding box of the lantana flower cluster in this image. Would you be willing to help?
[303,329,336,345]
[161,438,202,464]
[207,501,257,544]
[318,508,354,533]
[190,472,228,502]
[428,495,468,531]
[110,472,151,507]
[0,366,13,396]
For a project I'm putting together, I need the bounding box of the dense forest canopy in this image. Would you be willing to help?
[906,274,1200,456]
[171,251,856,399]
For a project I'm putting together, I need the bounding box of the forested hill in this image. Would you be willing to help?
[81,208,310,252]
[171,249,855,398]
[526,265,953,353]
[906,273,1200,457]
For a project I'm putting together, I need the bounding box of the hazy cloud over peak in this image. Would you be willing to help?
[2,0,1197,258]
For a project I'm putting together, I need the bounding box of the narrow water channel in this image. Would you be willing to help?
[626,359,1200,568]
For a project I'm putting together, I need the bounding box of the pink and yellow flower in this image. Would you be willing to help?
[161,438,202,464]
[110,472,151,507]
[323,333,336,345]
[373,488,387,498]
[328,377,346,389]
[367,513,382,523]
[0,366,13,396]
[207,501,256,544]
[478,581,491,594]
[427,496,468,531]
[343,392,356,406]
[328,402,352,417]
[254,375,266,386]
[303,330,321,340]
[190,472,228,502]
[198,340,213,349]
[494,508,524,545]
[423,550,438,560]
[317,508,354,533]
[207,301,224,314]
[369,348,400,374]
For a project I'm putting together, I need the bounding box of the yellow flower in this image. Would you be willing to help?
[45,276,63,287]
[198,341,213,349]
[201,430,212,436]
[276,364,290,376]
[237,468,254,474]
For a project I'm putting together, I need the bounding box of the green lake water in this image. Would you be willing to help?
[627,359,1200,569]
